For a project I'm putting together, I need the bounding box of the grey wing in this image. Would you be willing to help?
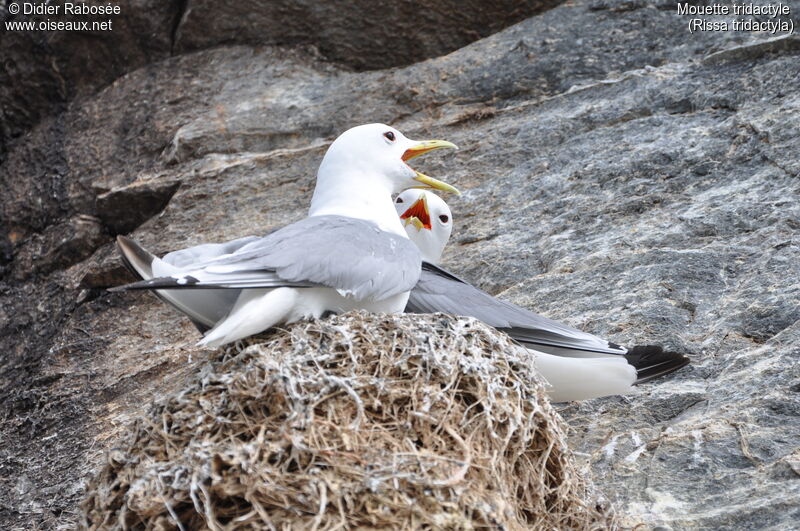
[162,236,262,268]
[113,233,308,292]
[407,263,627,356]
[114,217,420,301]
[125,216,420,301]
[206,216,421,301]
[155,236,263,325]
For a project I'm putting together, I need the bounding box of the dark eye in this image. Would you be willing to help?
[384,131,396,142]
[439,214,449,223]
[396,197,404,203]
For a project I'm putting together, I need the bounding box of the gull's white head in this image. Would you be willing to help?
[394,189,453,264]
[309,124,459,234]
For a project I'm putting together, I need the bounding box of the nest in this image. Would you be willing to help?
[81,312,615,530]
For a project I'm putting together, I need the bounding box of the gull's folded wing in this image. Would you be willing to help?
[110,270,317,290]
[161,236,263,268]
[407,262,627,356]
[113,215,422,302]
[407,263,690,381]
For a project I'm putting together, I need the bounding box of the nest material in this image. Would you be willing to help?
[81,312,615,530]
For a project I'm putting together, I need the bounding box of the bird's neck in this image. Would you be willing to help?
[417,236,445,265]
[309,169,406,237]
[405,228,445,264]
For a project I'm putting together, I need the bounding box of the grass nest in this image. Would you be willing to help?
[81,312,615,530]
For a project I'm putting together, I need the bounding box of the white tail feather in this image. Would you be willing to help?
[533,349,637,402]
[197,288,298,348]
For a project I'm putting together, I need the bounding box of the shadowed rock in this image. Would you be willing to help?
[95,180,181,235]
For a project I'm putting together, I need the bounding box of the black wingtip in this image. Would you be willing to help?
[625,345,691,384]
[107,278,154,292]
[109,275,202,292]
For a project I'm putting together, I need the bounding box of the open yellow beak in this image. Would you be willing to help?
[402,139,460,195]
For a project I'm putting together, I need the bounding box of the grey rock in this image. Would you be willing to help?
[0,0,557,154]
[2,0,800,529]
[0,0,179,153]
[174,0,562,71]
[9,215,107,281]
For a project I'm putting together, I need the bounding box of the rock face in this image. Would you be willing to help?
[2,0,800,529]
[0,0,558,155]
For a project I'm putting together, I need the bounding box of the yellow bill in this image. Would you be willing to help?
[402,140,458,161]
[412,171,461,195]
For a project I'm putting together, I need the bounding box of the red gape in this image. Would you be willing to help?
[399,197,431,229]
[402,146,437,161]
